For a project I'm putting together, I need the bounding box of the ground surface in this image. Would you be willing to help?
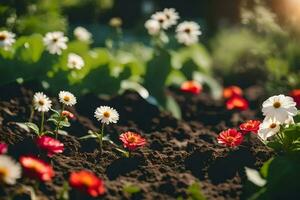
[0,83,272,200]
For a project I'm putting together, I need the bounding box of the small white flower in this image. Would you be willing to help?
[258,118,281,141]
[145,19,161,35]
[0,155,21,185]
[163,8,180,27]
[94,106,119,125]
[151,11,169,30]
[0,30,16,50]
[59,91,77,106]
[176,21,202,46]
[43,31,68,55]
[73,26,92,42]
[262,95,297,123]
[33,92,52,112]
[67,53,85,70]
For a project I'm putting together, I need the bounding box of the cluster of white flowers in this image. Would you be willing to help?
[43,31,68,55]
[0,155,21,185]
[73,26,92,42]
[144,8,201,46]
[94,106,119,125]
[67,53,85,70]
[258,95,297,141]
[0,30,16,50]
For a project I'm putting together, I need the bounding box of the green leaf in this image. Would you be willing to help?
[260,158,273,178]
[123,184,141,195]
[165,95,181,119]
[59,120,71,128]
[187,182,206,200]
[25,122,40,135]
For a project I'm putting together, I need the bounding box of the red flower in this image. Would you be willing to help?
[62,110,75,119]
[217,129,243,147]
[180,80,202,95]
[119,131,146,151]
[69,170,105,197]
[290,89,300,107]
[226,96,249,111]
[0,142,8,154]
[239,120,261,134]
[223,86,243,99]
[19,156,55,182]
[36,136,64,157]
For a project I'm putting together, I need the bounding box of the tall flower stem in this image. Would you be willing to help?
[55,104,65,139]
[40,112,45,136]
[29,106,35,122]
[98,123,105,154]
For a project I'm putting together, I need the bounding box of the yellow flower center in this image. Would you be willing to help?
[0,167,8,181]
[0,34,6,41]
[270,123,277,129]
[38,100,45,106]
[63,96,70,102]
[184,28,191,34]
[273,101,281,108]
[127,136,136,143]
[103,111,110,118]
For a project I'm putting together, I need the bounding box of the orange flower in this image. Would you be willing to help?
[226,96,249,111]
[19,156,54,182]
[239,120,261,134]
[119,131,146,151]
[223,86,243,99]
[36,136,64,157]
[69,170,105,197]
[217,129,243,147]
[290,89,300,107]
[180,80,202,95]
[62,110,75,119]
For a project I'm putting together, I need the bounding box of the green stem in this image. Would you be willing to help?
[40,112,45,136]
[29,106,35,122]
[55,104,65,139]
[99,123,105,154]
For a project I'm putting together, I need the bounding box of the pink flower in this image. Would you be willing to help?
[180,80,202,95]
[217,129,243,147]
[119,132,146,151]
[0,142,8,154]
[226,96,249,111]
[239,120,261,134]
[290,89,300,107]
[36,136,64,157]
[223,85,243,99]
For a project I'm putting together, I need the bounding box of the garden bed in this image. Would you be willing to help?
[0,83,272,200]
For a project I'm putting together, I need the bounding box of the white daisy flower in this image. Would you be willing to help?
[43,31,68,55]
[73,26,92,42]
[0,30,16,50]
[258,118,281,141]
[262,95,297,123]
[67,53,85,70]
[0,155,21,185]
[94,106,119,125]
[163,8,180,27]
[145,19,161,35]
[151,11,169,30]
[59,91,77,106]
[176,21,202,46]
[33,92,52,112]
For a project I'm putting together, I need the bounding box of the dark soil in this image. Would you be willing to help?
[0,83,272,200]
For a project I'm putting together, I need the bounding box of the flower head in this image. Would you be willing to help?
[163,8,180,27]
[223,86,243,99]
[20,156,55,182]
[119,131,146,151]
[239,120,261,134]
[290,89,300,107]
[0,155,21,185]
[94,106,119,125]
[262,95,297,123]
[176,21,201,46]
[43,31,68,55]
[33,92,52,112]
[226,96,249,111]
[180,80,202,95]
[151,11,169,30]
[217,129,243,147]
[258,118,281,141]
[62,110,75,119]
[69,170,105,197]
[0,142,8,155]
[74,26,92,42]
[36,136,64,157]
[67,53,85,70]
[109,17,122,27]
[145,19,161,35]
[0,30,15,50]
[59,91,77,106]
